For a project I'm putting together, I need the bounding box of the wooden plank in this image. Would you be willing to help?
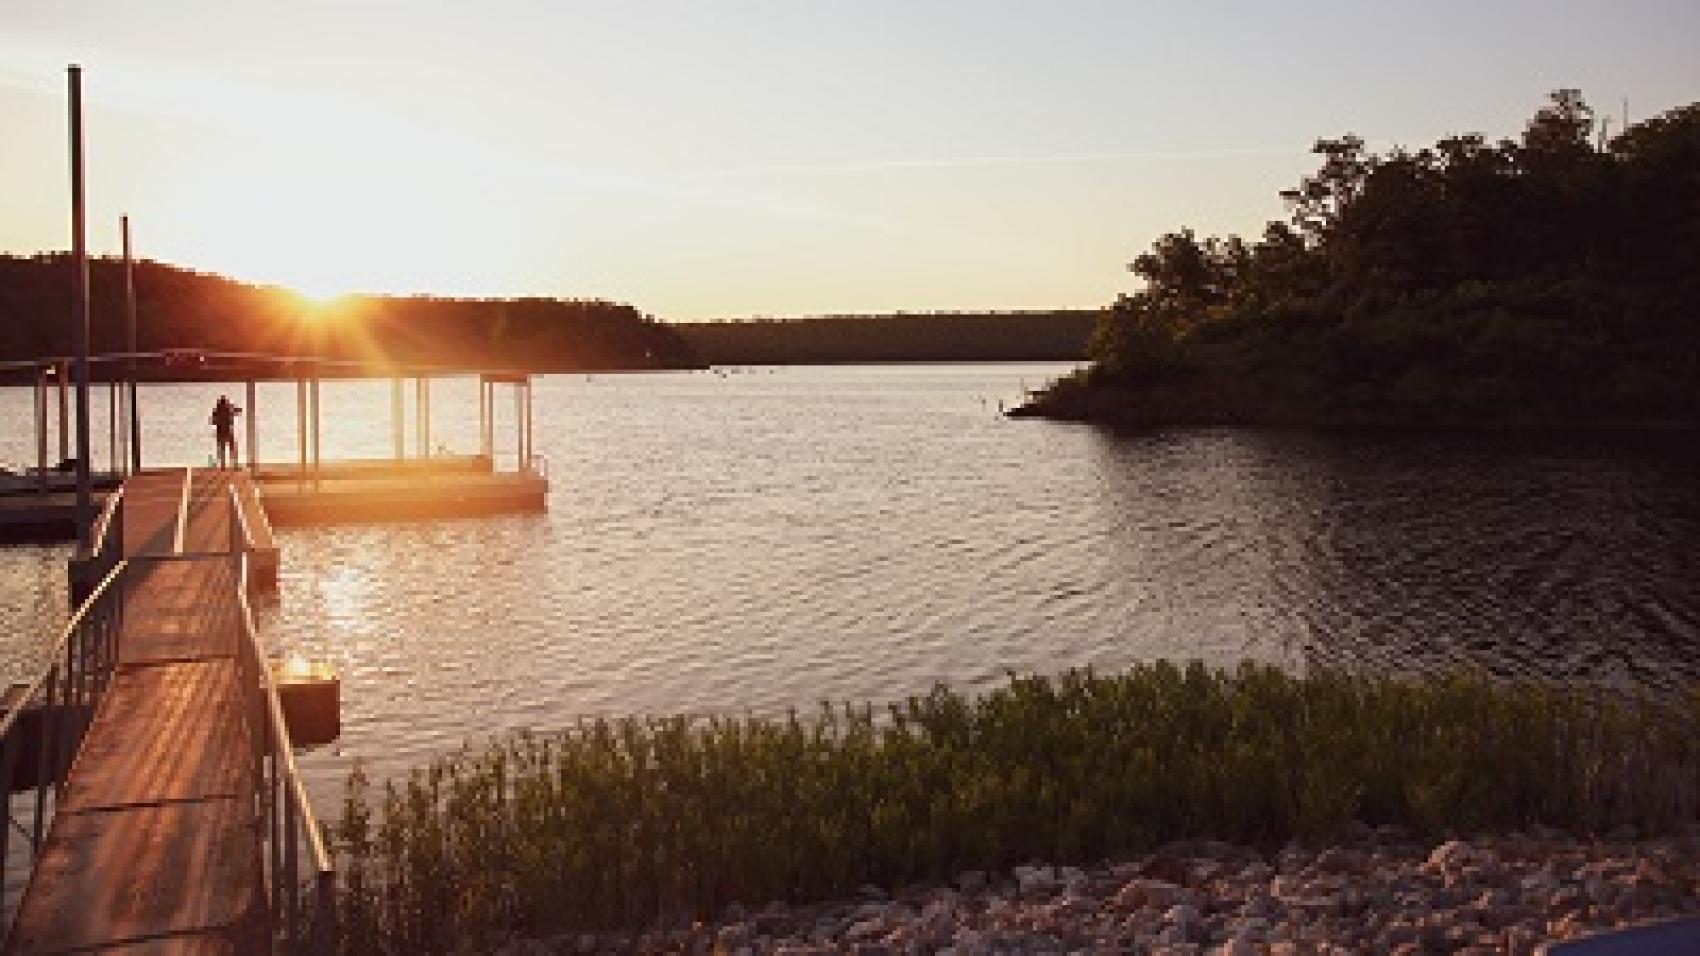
[58,661,251,813]
[90,931,245,955]
[5,800,266,954]
[120,561,239,666]
[120,470,193,558]
[179,470,233,555]
[120,620,237,667]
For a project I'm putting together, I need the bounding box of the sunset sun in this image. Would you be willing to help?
[286,274,353,306]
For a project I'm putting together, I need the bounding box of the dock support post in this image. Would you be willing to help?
[246,379,257,473]
[413,378,423,461]
[35,368,48,491]
[114,375,126,476]
[523,378,533,474]
[391,378,404,461]
[107,380,117,475]
[57,364,69,467]
[310,375,321,490]
[415,377,428,463]
[513,381,524,474]
[296,373,307,481]
[477,378,486,463]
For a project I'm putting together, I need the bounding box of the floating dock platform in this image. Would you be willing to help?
[1,352,548,545]
[259,467,548,525]
[1,459,547,544]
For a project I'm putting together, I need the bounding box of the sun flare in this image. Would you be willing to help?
[289,280,352,308]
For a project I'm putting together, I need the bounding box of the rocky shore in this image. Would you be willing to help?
[497,827,1700,954]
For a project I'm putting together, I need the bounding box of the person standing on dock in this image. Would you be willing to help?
[211,394,243,469]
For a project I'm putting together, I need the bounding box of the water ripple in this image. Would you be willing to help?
[3,367,1698,809]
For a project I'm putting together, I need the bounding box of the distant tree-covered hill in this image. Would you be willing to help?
[1023,91,1700,428]
[0,256,695,375]
[674,310,1097,364]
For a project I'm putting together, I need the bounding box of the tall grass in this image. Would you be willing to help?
[333,663,1700,951]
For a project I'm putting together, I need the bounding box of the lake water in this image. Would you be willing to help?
[2,364,1697,812]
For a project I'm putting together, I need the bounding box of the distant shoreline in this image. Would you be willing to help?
[1010,376,1700,433]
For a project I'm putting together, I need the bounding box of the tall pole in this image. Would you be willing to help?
[122,215,141,472]
[69,65,93,551]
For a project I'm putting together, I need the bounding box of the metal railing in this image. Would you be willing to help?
[0,496,127,939]
[0,485,337,952]
[229,486,337,953]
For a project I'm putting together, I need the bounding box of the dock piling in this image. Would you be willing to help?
[57,364,68,469]
[122,215,141,474]
[69,65,93,551]
[391,377,404,460]
[296,373,307,479]
[35,367,48,491]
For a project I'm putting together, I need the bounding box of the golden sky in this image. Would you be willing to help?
[1,2,1695,319]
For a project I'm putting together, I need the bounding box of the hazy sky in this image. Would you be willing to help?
[1,2,1696,319]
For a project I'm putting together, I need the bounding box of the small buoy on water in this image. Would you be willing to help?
[271,657,341,747]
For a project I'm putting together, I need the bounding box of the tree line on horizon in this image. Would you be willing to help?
[673,310,1097,365]
[0,256,1095,378]
[0,255,694,377]
[1071,90,1700,427]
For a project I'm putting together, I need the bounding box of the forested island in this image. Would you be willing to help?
[1019,91,1700,428]
[0,255,695,376]
[673,310,1096,365]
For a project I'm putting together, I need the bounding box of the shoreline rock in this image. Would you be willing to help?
[496,828,1700,954]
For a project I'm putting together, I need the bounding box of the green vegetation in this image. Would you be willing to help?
[1029,92,1700,427]
[334,664,1700,949]
[674,310,1097,365]
[0,256,693,373]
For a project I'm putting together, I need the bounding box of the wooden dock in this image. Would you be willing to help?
[6,468,268,954]
[3,455,542,949]
[1,456,546,544]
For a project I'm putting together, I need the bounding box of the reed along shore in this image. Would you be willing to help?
[331,664,1700,952]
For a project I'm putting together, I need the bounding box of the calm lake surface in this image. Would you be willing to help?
[2,364,1697,811]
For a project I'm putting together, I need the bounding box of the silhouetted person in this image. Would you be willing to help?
[211,395,242,469]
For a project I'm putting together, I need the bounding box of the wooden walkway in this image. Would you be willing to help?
[7,468,267,954]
